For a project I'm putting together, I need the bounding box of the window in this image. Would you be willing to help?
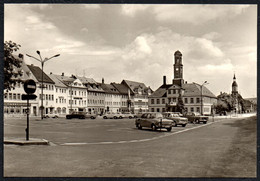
[46,95,48,100]
[173,98,176,102]
[168,98,171,103]
[157,99,160,104]
[190,98,194,103]
[196,98,200,103]
[151,99,154,104]
[196,107,200,113]
[4,93,8,99]
[49,95,51,100]
[9,93,12,100]
[157,108,160,112]
[17,94,21,100]
[185,98,188,104]
[56,99,58,103]
[52,95,54,101]
[162,99,165,104]
[173,89,176,94]
[191,107,194,112]
[13,93,16,100]
[168,90,171,94]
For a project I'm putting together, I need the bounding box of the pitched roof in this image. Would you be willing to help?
[122,80,147,91]
[149,87,167,98]
[76,76,97,84]
[111,83,129,95]
[54,74,75,85]
[48,74,67,88]
[183,83,216,98]
[27,64,54,84]
[100,83,120,94]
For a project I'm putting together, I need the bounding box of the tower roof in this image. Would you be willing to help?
[174,50,182,56]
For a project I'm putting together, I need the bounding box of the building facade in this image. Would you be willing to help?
[148,50,217,115]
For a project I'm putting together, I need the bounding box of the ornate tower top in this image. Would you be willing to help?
[173,50,184,87]
[232,74,238,94]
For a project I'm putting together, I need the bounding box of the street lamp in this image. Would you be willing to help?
[26,51,60,120]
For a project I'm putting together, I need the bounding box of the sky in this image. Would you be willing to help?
[4,4,257,98]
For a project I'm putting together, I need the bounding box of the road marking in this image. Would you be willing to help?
[61,122,216,146]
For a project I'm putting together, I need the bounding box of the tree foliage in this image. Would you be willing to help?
[4,41,23,91]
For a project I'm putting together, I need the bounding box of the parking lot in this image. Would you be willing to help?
[4,113,256,177]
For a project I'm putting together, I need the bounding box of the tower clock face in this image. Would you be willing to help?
[176,68,179,71]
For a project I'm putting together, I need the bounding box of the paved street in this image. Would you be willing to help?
[4,114,256,177]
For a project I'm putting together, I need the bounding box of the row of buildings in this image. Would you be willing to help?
[4,51,219,117]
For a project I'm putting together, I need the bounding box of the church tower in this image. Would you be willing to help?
[173,50,184,87]
[232,74,238,95]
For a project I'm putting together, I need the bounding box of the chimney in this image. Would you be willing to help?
[163,76,166,85]
[102,78,104,84]
[185,81,187,84]
[31,64,34,66]
[50,72,52,75]
[61,73,64,76]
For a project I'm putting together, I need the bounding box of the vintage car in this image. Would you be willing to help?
[163,112,188,127]
[66,112,86,119]
[103,112,118,119]
[135,112,173,132]
[184,112,209,124]
[43,113,59,118]
[84,113,97,119]
[123,112,137,119]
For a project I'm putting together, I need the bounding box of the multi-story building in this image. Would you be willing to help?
[55,74,88,113]
[4,56,39,117]
[110,82,130,113]
[122,80,152,113]
[27,64,56,115]
[49,73,68,115]
[100,79,122,113]
[76,76,105,114]
[149,50,217,115]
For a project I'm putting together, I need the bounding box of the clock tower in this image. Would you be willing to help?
[173,50,184,87]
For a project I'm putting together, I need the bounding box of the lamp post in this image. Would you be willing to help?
[26,51,60,120]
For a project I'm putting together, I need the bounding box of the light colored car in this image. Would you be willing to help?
[163,112,188,127]
[115,112,124,119]
[43,113,59,118]
[184,112,208,124]
[123,112,137,119]
[103,112,118,119]
[84,113,97,119]
[135,112,173,132]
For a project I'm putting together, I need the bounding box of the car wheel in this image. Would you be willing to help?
[182,124,187,127]
[166,127,172,132]
[66,116,71,119]
[172,121,177,127]
[103,116,107,119]
[203,121,207,124]
[129,116,132,119]
[137,123,142,130]
[113,116,117,119]
[151,124,157,131]
[119,116,122,119]
[91,116,95,119]
[196,119,200,124]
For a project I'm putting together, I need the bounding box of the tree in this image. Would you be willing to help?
[176,94,185,113]
[4,41,23,91]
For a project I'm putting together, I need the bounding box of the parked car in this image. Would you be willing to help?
[103,112,118,119]
[184,112,208,124]
[123,112,137,119]
[115,112,124,119]
[135,112,173,132]
[163,112,188,127]
[84,113,97,119]
[66,112,86,119]
[43,113,59,118]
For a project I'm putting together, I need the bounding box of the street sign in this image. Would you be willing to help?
[24,79,36,94]
[22,94,37,100]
